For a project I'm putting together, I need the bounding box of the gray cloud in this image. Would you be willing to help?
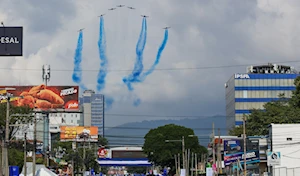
[1,0,300,127]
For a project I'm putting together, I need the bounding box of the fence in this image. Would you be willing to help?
[273,167,300,176]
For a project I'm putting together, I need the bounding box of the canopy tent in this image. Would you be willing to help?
[97,158,152,167]
[20,162,58,176]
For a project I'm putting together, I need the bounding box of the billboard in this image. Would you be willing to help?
[224,139,259,155]
[224,150,260,166]
[0,27,23,56]
[60,126,98,142]
[0,85,79,111]
[224,139,243,155]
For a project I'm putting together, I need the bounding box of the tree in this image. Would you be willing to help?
[229,76,300,136]
[143,124,207,171]
[98,135,108,146]
[0,103,33,140]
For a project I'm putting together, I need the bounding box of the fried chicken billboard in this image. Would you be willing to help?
[60,126,98,142]
[0,85,79,111]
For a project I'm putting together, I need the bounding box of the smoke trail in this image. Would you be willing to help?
[105,96,114,110]
[122,18,147,91]
[133,98,141,107]
[139,29,169,81]
[72,31,87,90]
[96,16,108,92]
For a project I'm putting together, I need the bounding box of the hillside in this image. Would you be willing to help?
[105,115,227,147]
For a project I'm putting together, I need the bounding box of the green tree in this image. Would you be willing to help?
[0,103,33,140]
[229,76,300,136]
[98,135,108,146]
[143,124,207,171]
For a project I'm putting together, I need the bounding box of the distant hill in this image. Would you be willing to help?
[105,116,227,147]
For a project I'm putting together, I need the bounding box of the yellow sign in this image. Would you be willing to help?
[0,97,19,103]
[0,90,7,94]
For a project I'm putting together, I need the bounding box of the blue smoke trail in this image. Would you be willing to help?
[122,18,147,91]
[133,98,141,107]
[96,16,108,92]
[105,96,114,110]
[139,29,169,81]
[72,31,87,90]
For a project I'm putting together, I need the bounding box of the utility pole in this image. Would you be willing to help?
[32,113,37,176]
[212,123,216,168]
[178,153,180,175]
[191,152,194,176]
[182,136,185,175]
[24,132,27,176]
[42,64,50,167]
[4,96,10,176]
[175,154,178,176]
[195,153,197,176]
[243,117,247,176]
[218,128,222,174]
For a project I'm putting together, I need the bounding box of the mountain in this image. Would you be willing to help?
[105,115,227,147]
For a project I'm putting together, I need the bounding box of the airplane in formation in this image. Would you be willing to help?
[141,15,149,18]
[163,27,171,29]
[108,8,116,11]
[98,14,105,17]
[78,28,85,32]
[117,5,125,7]
[127,6,135,9]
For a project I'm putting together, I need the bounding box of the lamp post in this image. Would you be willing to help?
[165,135,197,176]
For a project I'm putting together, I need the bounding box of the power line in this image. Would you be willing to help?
[1,60,300,73]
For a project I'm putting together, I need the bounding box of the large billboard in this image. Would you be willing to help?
[0,85,79,111]
[224,150,260,166]
[60,126,98,142]
[0,27,23,56]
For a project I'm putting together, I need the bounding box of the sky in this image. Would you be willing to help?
[1,0,300,127]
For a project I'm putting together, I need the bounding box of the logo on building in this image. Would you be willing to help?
[98,148,108,158]
[235,74,250,79]
[267,152,281,166]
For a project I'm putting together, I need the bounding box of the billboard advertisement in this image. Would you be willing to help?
[0,27,23,56]
[0,85,79,111]
[224,139,243,155]
[224,150,260,166]
[60,126,98,142]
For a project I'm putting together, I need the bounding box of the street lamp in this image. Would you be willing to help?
[165,135,197,176]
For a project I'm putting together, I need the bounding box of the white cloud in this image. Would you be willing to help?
[1,0,300,126]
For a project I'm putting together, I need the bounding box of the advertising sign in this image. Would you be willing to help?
[0,85,79,111]
[60,126,98,142]
[224,150,260,166]
[98,147,109,158]
[0,27,23,56]
[224,139,243,155]
[267,152,281,166]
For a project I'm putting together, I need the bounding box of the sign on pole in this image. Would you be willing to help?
[0,27,23,56]
[267,152,281,166]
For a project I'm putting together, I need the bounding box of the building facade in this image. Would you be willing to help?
[225,64,299,130]
[269,124,300,175]
[81,90,105,136]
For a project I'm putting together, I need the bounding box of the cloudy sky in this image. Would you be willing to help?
[1,0,300,127]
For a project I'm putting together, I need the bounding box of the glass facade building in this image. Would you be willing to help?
[226,73,299,130]
[81,90,105,136]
